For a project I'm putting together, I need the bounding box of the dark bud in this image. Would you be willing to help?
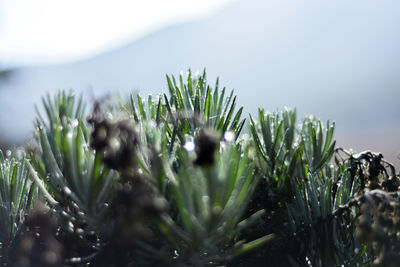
[88,101,139,170]
[87,102,112,151]
[103,120,138,170]
[90,120,112,151]
[194,128,219,166]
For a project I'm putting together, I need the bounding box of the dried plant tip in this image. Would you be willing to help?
[194,128,219,166]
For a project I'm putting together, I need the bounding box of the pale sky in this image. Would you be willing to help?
[0,0,233,66]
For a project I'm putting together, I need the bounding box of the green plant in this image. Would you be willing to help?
[0,150,38,264]
[29,91,118,263]
[0,70,399,266]
[157,130,273,265]
[125,70,245,145]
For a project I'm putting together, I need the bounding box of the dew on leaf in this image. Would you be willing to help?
[184,141,195,152]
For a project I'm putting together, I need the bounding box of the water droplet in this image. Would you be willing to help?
[63,187,72,195]
[224,131,235,142]
[67,132,73,139]
[68,221,74,232]
[184,141,195,151]
[76,228,84,235]
[71,119,79,127]
[173,249,179,259]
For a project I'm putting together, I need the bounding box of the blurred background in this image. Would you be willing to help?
[0,0,399,163]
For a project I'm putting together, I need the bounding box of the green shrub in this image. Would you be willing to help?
[0,70,399,266]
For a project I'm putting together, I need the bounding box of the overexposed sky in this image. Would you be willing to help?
[0,0,233,66]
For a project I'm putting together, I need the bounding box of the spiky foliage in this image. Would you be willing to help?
[0,70,399,266]
[125,70,245,144]
[244,108,366,266]
[32,92,117,214]
[28,91,119,262]
[86,77,270,265]
[157,130,273,265]
[0,150,38,264]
